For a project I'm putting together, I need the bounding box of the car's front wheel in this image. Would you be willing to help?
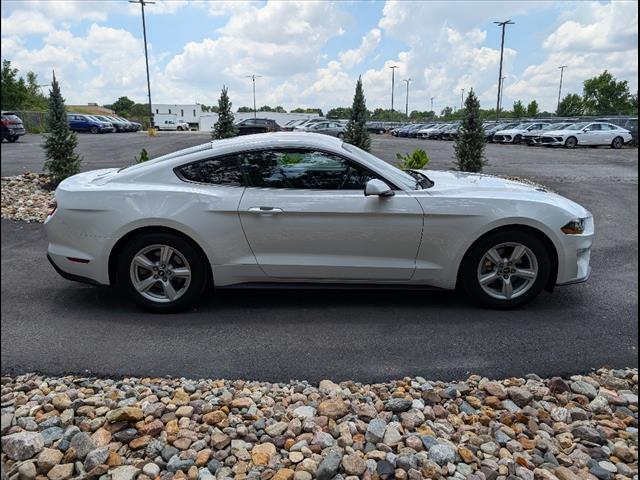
[611,136,624,149]
[564,136,578,148]
[7,135,18,143]
[460,230,551,309]
[117,232,209,312]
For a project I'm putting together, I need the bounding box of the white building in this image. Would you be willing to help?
[152,104,202,127]
[199,111,320,132]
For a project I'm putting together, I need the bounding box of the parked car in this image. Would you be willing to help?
[422,123,452,139]
[366,121,387,134]
[103,115,133,132]
[493,122,551,144]
[539,122,632,149]
[45,132,594,312]
[440,123,461,141]
[522,123,574,146]
[155,119,190,131]
[67,113,114,134]
[293,118,326,131]
[598,117,638,146]
[306,121,346,138]
[484,122,520,142]
[1,111,26,142]
[282,119,307,132]
[236,118,281,135]
[415,123,438,138]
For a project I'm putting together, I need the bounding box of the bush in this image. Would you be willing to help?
[454,88,486,173]
[42,72,82,187]
[395,149,430,170]
[212,86,237,139]
[135,148,149,164]
[344,76,371,151]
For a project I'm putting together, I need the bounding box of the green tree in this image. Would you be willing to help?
[526,100,539,117]
[106,96,135,116]
[556,93,584,116]
[212,86,237,139]
[291,107,324,116]
[439,106,453,120]
[582,70,632,115]
[370,108,405,121]
[327,107,352,119]
[344,76,371,151]
[512,100,526,118]
[43,72,82,186]
[454,88,486,173]
[274,106,286,113]
[258,105,274,112]
[237,106,253,112]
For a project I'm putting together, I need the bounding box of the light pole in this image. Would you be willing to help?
[494,19,514,121]
[460,88,465,110]
[557,65,567,113]
[129,0,155,129]
[498,76,506,111]
[245,74,262,119]
[402,78,412,118]
[389,65,399,112]
[430,97,434,113]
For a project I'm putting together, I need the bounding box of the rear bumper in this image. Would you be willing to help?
[47,254,103,286]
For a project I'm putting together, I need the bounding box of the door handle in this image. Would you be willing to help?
[248,207,284,215]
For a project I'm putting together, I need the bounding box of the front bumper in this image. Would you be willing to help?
[539,136,565,146]
[555,216,594,285]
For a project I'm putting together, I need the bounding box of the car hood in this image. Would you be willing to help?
[542,129,573,136]
[416,170,590,217]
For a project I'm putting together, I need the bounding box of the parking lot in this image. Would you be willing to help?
[1,132,638,381]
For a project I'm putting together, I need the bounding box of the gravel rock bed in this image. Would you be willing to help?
[1,369,637,480]
[1,173,54,223]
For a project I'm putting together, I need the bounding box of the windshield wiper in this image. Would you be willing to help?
[405,169,434,189]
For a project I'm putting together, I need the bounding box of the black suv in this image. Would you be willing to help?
[1,112,26,142]
[236,118,281,136]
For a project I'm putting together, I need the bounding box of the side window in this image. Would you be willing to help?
[586,124,602,131]
[240,149,379,190]
[176,156,244,186]
[606,124,619,130]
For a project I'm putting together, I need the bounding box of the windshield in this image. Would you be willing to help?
[545,123,567,130]
[514,123,532,130]
[566,122,590,130]
[341,143,420,190]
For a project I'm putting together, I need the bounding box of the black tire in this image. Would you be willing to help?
[90,126,99,134]
[116,232,209,313]
[459,229,551,309]
[564,136,577,149]
[7,135,18,143]
[611,136,624,149]
[513,134,522,144]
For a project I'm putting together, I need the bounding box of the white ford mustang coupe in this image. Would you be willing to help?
[45,132,593,312]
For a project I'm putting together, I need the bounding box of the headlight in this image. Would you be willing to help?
[561,218,587,235]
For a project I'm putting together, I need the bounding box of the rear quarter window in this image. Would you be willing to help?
[176,156,244,186]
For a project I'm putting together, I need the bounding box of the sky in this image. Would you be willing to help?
[1,0,638,114]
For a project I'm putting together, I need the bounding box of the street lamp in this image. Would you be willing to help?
[494,19,514,120]
[129,0,155,129]
[389,65,399,112]
[245,74,262,119]
[557,65,567,113]
[430,97,434,112]
[499,76,506,111]
[460,88,465,110]
[402,78,412,118]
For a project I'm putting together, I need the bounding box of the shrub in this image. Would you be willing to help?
[42,72,82,187]
[453,88,486,172]
[344,76,371,151]
[395,149,430,170]
[212,86,237,139]
[135,148,149,164]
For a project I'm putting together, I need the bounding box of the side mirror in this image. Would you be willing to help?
[364,179,394,197]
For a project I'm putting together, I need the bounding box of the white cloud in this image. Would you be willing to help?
[1,10,55,36]
[339,28,381,68]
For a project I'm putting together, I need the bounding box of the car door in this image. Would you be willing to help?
[237,148,424,281]
[581,123,601,145]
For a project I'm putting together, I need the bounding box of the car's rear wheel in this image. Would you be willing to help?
[611,136,624,149]
[90,126,99,134]
[7,135,18,143]
[117,232,208,312]
[564,136,577,148]
[460,230,551,309]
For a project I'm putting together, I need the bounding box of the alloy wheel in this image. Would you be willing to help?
[476,242,538,301]
[129,244,192,303]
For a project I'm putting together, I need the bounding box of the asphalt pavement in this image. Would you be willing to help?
[1,133,638,382]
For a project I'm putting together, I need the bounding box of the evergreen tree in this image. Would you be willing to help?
[42,72,81,186]
[453,88,486,173]
[344,76,371,151]
[526,100,539,117]
[212,86,237,139]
